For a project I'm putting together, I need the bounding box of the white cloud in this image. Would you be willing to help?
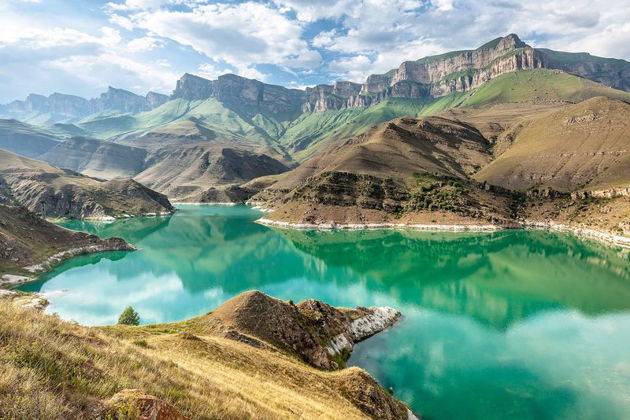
[121,2,321,73]
[127,35,163,52]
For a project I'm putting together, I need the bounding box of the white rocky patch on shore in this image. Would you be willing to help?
[257,218,501,232]
[325,306,401,357]
[0,290,48,310]
[0,274,32,288]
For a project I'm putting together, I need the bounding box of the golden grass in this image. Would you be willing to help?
[0,301,401,420]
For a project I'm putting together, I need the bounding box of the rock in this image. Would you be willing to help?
[211,290,401,369]
[104,389,190,420]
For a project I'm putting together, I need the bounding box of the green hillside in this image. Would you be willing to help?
[34,69,630,164]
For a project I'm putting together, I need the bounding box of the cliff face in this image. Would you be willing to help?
[172,73,305,118]
[305,34,544,110]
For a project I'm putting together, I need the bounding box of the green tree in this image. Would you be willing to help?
[118,306,140,326]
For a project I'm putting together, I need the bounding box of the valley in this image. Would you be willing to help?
[1,28,630,420]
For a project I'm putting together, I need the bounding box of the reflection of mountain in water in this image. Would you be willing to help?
[276,228,630,329]
[39,208,630,330]
[60,215,173,244]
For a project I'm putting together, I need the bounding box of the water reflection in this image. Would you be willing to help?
[18,205,630,419]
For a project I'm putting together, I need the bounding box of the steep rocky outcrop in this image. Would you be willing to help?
[536,49,630,91]
[0,204,134,283]
[171,73,305,118]
[145,91,170,108]
[210,290,401,370]
[0,149,174,219]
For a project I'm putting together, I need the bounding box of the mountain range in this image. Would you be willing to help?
[0,33,628,238]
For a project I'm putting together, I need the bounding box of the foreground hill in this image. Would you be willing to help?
[0,290,415,419]
[252,97,630,242]
[0,205,134,283]
[0,150,174,219]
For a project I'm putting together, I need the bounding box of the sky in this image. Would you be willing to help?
[1,0,629,103]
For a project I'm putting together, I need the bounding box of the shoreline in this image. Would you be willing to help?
[256,217,630,248]
[1,243,137,289]
[173,202,240,206]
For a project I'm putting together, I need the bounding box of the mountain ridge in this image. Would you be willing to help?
[3,34,629,124]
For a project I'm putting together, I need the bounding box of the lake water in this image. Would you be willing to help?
[20,205,630,419]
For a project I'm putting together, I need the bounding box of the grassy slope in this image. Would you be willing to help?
[66,70,630,164]
[77,98,289,147]
[281,69,630,160]
[474,96,630,192]
[0,300,404,420]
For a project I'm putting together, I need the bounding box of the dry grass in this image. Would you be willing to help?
[0,301,403,420]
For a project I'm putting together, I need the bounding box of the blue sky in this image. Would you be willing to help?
[1,0,629,102]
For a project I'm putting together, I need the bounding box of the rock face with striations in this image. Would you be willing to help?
[303,34,544,111]
[172,73,305,118]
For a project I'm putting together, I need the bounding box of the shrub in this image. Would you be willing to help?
[118,307,140,326]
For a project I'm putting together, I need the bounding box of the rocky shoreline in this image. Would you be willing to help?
[257,217,630,248]
[1,242,137,289]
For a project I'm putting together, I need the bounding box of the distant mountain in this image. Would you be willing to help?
[40,137,148,179]
[0,87,169,123]
[0,119,60,158]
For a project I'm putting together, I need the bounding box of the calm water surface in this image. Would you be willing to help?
[20,205,630,420]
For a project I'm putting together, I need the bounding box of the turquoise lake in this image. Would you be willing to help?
[19,205,630,419]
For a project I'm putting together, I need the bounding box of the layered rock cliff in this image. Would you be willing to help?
[172,73,305,118]
[303,34,545,111]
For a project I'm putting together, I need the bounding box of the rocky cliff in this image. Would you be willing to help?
[304,34,546,111]
[210,290,401,370]
[172,73,305,118]
[303,34,629,111]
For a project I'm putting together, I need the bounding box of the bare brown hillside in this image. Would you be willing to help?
[251,97,629,238]
[474,97,630,192]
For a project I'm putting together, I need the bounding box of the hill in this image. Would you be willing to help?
[0,119,60,158]
[0,205,134,282]
[251,97,630,240]
[0,149,174,219]
[41,137,148,179]
[133,141,289,202]
[474,97,630,192]
[0,290,415,419]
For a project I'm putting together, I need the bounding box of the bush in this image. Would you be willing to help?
[118,307,140,326]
